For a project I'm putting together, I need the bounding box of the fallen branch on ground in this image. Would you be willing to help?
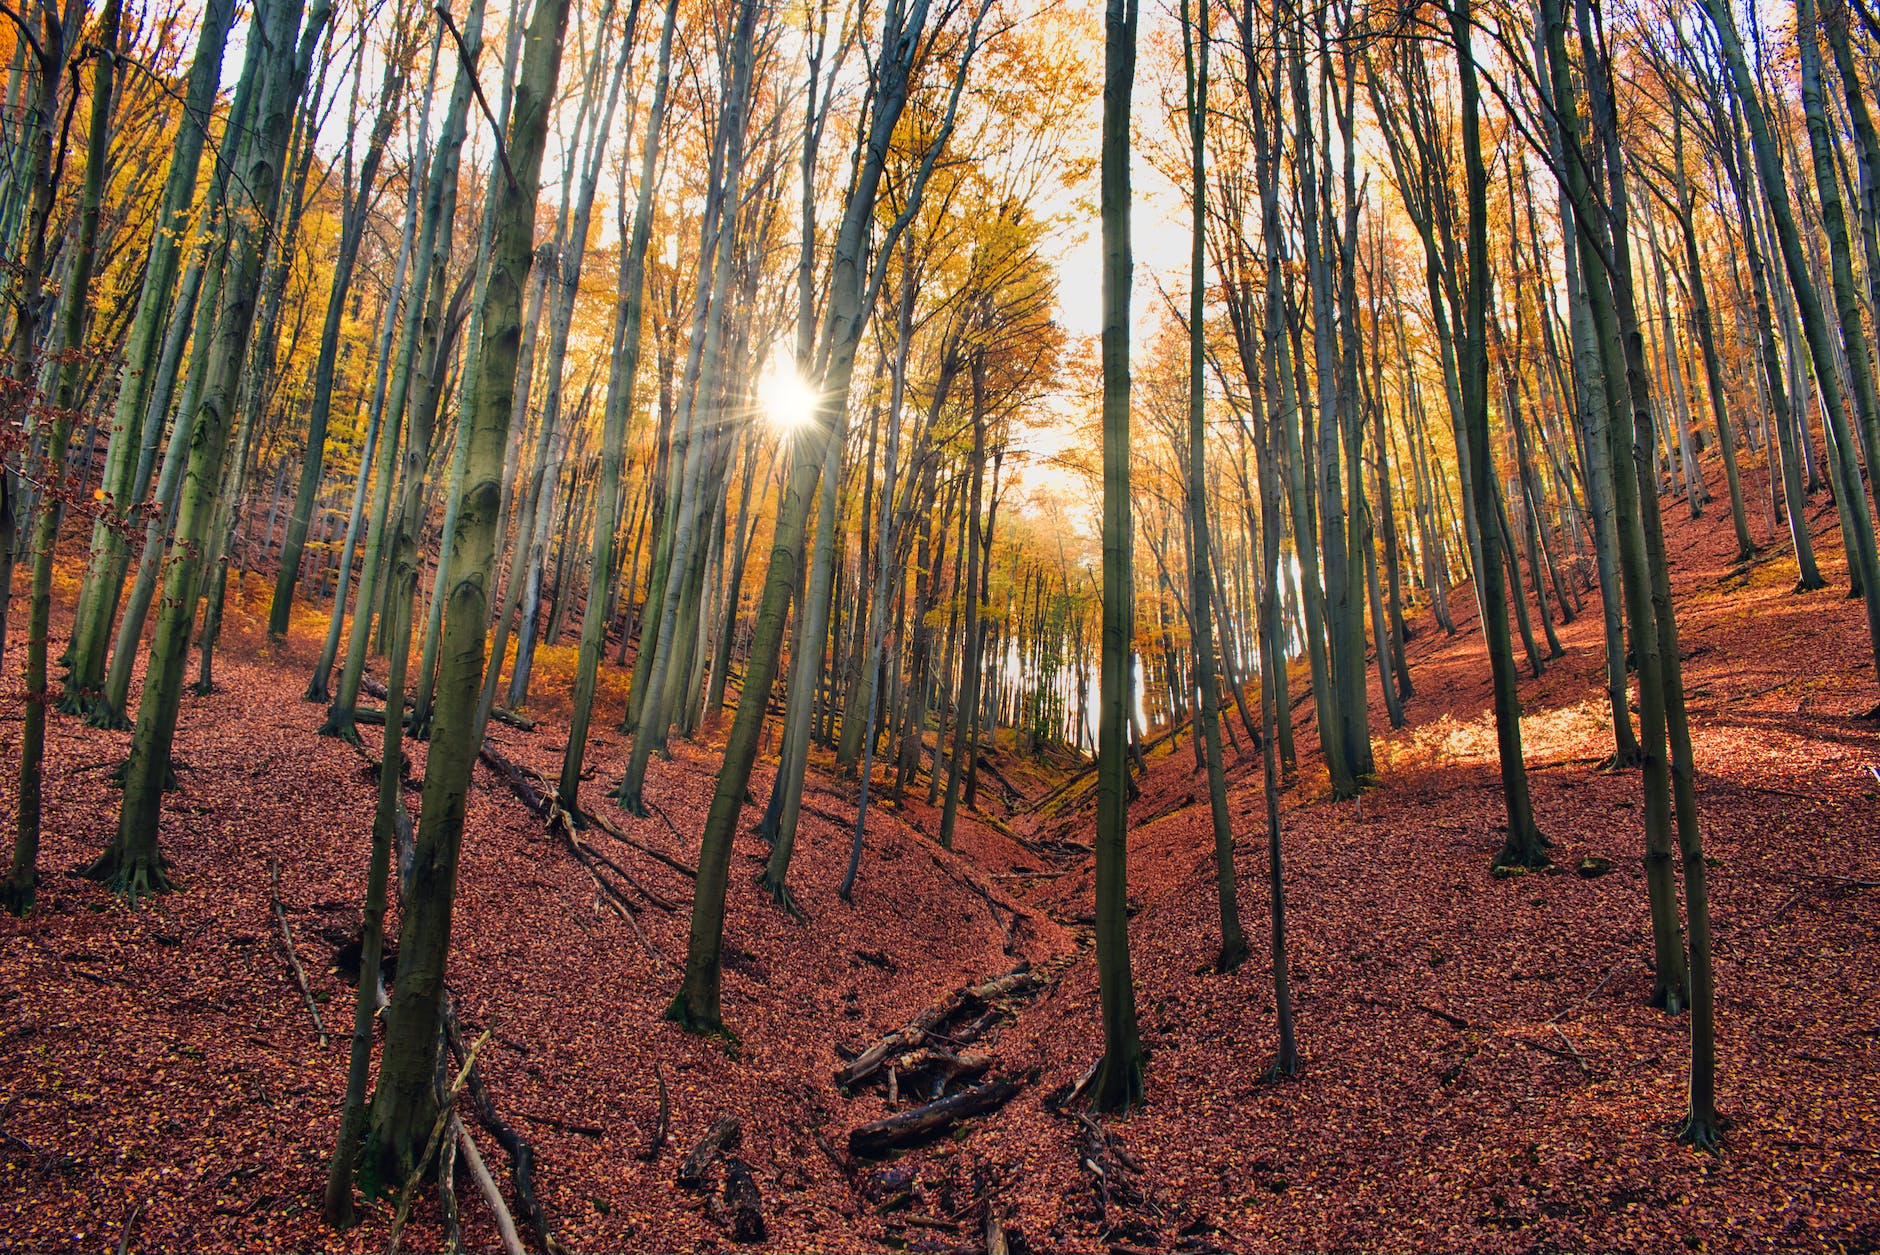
[836,966,1032,1090]
[266,859,327,1047]
[678,1116,741,1190]
[638,1061,669,1162]
[581,805,698,880]
[1413,1004,1469,1030]
[388,1028,489,1255]
[444,997,563,1254]
[1549,959,1634,1023]
[847,1077,1024,1157]
[455,1115,526,1255]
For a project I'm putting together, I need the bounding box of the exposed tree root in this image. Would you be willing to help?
[84,700,131,732]
[663,992,729,1042]
[1678,1111,1724,1153]
[1,875,37,918]
[1213,939,1248,975]
[759,873,807,922]
[1598,748,1645,772]
[316,710,364,745]
[81,843,174,905]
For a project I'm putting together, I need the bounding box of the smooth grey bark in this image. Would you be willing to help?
[1091,0,1144,1114]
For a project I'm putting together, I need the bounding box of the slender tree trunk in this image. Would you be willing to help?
[62,0,234,713]
[9,0,120,915]
[1182,0,1245,971]
[90,0,331,899]
[1455,0,1547,871]
[1671,106,1755,561]
[361,0,570,1191]
[268,40,409,639]
[559,0,678,811]
[1091,0,1144,1114]
[1704,0,1880,680]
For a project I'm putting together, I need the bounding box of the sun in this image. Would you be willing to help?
[757,360,820,433]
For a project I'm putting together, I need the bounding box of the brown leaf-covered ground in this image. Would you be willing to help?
[2,463,1876,1253]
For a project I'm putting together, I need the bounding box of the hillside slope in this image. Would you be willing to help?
[1,461,1876,1253]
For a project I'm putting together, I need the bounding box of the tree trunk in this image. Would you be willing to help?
[9,0,120,915]
[90,0,331,900]
[1454,0,1547,872]
[361,0,571,1191]
[61,0,234,713]
[1091,0,1144,1114]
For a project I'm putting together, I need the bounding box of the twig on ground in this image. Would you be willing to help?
[267,859,327,1047]
[1550,958,1633,1023]
[1551,1024,1591,1075]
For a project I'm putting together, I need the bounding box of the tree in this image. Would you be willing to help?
[1180,0,1246,973]
[271,13,413,648]
[1090,0,1144,1114]
[559,0,680,815]
[1700,0,1880,685]
[324,0,486,1225]
[59,0,236,717]
[667,0,990,1034]
[88,0,333,900]
[361,0,574,1191]
[1451,0,1548,873]
[8,0,122,915]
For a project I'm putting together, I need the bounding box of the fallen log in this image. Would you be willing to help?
[898,1049,994,1100]
[721,1156,767,1243]
[480,741,549,815]
[895,1048,993,1080]
[360,675,412,708]
[835,965,1031,1090]
[973,752,1026,804]
[678,1116,742,1190]
[837,999,966,1091]
[947,1007,1004,1051]
[847,1078,1023,1158]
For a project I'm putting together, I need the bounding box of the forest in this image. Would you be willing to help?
[0,0,1876,1245]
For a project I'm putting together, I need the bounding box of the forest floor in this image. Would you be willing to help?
[2,461,1877,1254]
